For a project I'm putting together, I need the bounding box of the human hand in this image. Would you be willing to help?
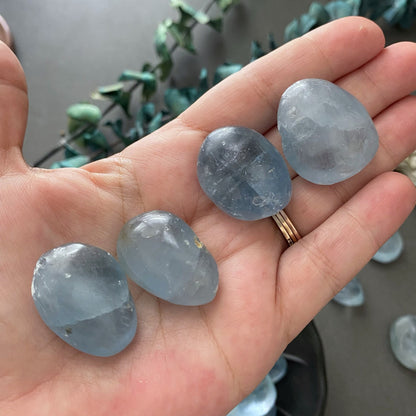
[0,16,415,416]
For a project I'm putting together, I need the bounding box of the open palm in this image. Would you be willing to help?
[1,17,415,416]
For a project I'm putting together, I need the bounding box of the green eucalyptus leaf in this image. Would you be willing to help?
[118,70,153,83]
[166,20,196,53]
[67,103,102,134]
[198,68,209,95]
[250,41,265,61]
[83,129,110,151]
[155,22,173,80]
[185,87,200,102]
[97,83,124,94]
[119,69,157,100]
[136,102,156,136]
[64,144,80,159]
[299,13,318,32]
[92,82,132,117]
[308,2,331,24]
[284,18,301,42]
[91,82,124,100]
[325,1,354,19]
[143,78,157,101]
[127,127,140,143]
[104,119,132,146]
[148,111,164,133]
[215,0,240,13]
[137,102,156,123]
[345,0,362,15]
[50,155,90,169]
[119,91,132,117]
[66,103,102,123]
[268,33,277,51]
[165,88,191,116]
[213,63,243,84]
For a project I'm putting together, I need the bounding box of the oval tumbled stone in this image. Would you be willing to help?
[32,243,137,357]
[197,126,292,220]
[278,79,379,185]
[117,211,218,306]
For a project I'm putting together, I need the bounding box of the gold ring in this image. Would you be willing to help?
[272,210,301,246]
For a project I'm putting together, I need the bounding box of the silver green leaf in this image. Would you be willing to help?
[213,63,243,84]
[118,70,157,100]
[67,103,102,134]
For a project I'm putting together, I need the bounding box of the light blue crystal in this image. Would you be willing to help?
[227,375,277,416]
[372,231,404,264]
[268,355,288,383]
[31,243,137,357]
[278,79,379,185]
[332,277,364,307]
[117,211,218,306]
[197,126,292,221]
[390,315,416,371]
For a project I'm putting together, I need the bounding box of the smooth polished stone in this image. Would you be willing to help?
[227,375,277,416]
[372,231,404,264]
[32,243,137,357]
[197,126,292,221]
[332,278,364,307]
[268,355,288,383]
[278,79,379,185]
[117,210,218,306]
[390,315,416,371]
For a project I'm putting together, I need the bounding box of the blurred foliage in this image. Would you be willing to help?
[284,0,416,41]
[49,0,414,169]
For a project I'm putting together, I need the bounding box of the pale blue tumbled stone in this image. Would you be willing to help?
[197,126,292,221]
[390,315,416,371]
[268,355,288,383]
[227,375,277,416]
[332,277,364,307]
[32,243,137,357]
[372,231,404,264]
[278,79,379,185]
[117,210,218,306]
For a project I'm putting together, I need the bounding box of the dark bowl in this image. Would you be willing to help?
[275,321,327,416]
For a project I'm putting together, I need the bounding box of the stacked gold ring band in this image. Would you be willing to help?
[272,210,301,246]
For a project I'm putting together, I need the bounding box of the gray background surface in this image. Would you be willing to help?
[1,0,415,415]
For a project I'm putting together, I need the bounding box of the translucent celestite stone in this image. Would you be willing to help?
[268,355,288,383]
[390,315,416,371]
[372,231,404,264]
[227,375,277,416]
[197,126,292,221]
[117,211,218,306]
[278,79,379,185]
[332,277,365,307]
[32,243,137,357]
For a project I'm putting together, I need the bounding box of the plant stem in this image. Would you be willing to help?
[33,0,218,168]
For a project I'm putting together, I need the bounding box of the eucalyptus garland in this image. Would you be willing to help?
[36,0,416,169]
